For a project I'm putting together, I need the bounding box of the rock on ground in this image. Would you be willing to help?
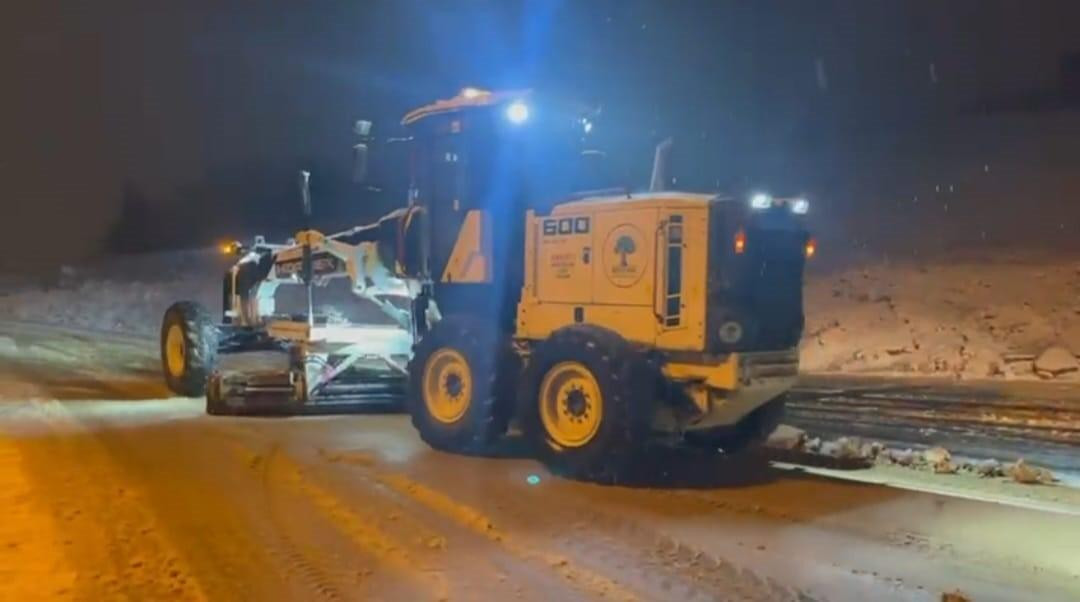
[886,448,917,467]
[1006,459,1055,485]
[766,425,807,451]
[1033,346,1079,379]
[922,446,951,467]
[819,436,864,460]
[973,458,1003,478]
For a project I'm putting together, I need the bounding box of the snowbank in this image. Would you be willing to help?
[2,247,1078,382]
[0,250,225,337]
[803,251,1080,381]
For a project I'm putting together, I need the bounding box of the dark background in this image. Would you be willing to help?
[3,1,1079,272]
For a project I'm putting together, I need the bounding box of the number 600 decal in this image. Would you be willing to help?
[542,217,590,236]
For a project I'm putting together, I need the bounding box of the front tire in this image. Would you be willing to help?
[406,316,516,454]
[161,301,218,396]
[521,326,657,482]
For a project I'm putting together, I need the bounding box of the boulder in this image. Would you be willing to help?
[766,425,807,451]
[922,446,951,466]
[819,437,863,460]
[860,440,884,460]
[888,448,917,466]
[974,458,1003,478]
[1033,346,1078,379]
[933,461,958,474]
[1007,458,1055,485]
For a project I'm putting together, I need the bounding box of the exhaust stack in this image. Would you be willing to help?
[649,137,673,192]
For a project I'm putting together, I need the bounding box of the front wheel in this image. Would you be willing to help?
[521,326,657,482]
[161,301,218,396]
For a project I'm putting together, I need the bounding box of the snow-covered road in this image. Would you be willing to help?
[0,322,1078,601]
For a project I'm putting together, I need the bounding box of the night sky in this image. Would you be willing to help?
[3,1,1079,270]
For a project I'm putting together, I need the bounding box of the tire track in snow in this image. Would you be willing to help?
[313,447,641,601]
[217,420,574,601]
[0,399,209,601]
[0,434,78,600]
[256,445,349,601]
[320,447,812,602]
[219,436,450,601]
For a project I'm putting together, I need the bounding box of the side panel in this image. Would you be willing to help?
[516,200,707,352]
[518,205,660,346]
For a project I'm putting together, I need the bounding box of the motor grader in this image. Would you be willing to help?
[160,89,813,479]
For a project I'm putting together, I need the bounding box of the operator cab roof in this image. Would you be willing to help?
[401,88,531,126]
[549,191,734,214]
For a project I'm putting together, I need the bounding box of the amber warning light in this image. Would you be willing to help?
[733,229,747,254]
[221,240,244,256]
[805,237,817,259]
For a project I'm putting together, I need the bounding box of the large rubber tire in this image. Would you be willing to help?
[406,315,517,455]
[685,394,787,454]
[521,326,657,482]
[160,301,218,397]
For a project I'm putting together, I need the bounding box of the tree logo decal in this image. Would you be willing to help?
[603,224,646,287]
[614,235,636,267]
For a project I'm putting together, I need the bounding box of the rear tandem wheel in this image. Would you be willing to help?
[521,326,657,482]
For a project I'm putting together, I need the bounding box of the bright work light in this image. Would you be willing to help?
[505,101,530,124]
[749,193,772,210]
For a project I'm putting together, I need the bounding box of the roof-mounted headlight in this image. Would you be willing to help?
[749,193,772,210]
[505,101,530,124]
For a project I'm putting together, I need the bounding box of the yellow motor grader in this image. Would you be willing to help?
[161,89,813,480]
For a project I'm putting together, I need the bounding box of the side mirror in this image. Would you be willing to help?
[352,119,373,183]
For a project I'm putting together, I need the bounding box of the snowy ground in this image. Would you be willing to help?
[802,250,1080,382]
[0,250,227,336]
[0,322,1078,601]
[3,247,1078,383]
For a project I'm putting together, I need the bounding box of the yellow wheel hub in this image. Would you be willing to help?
[165,324,186,377]
[539,361,603,448]
[423,348,472,424]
